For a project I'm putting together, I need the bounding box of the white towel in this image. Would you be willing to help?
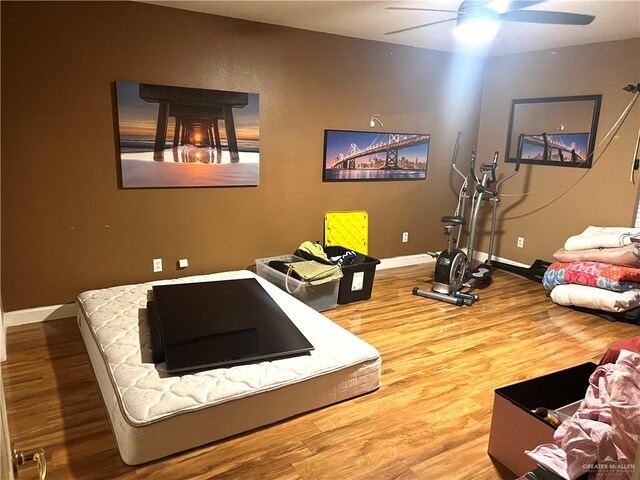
[550,284,640,312]
[563,226,640,251]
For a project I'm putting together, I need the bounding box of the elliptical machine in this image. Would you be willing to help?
[412,132,521,306]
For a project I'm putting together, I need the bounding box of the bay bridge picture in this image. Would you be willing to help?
[520,132,590,166]
[322,129,430,182]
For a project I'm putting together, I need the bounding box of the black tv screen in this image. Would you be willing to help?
[149,278,313,374]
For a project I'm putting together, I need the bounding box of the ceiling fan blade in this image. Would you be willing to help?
[386,4,494,15]
[500,10,595,25]
[386,7,461,14]
[501,1,546,11]
[385,18,457,35]
[385,2,546,16]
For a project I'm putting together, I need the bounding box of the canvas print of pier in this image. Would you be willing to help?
[520,132,590,166]
[116,82,259,188]
[323,130,430,182]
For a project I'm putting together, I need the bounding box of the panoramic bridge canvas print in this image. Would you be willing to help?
[520,132,590,167]
[116,82,259,188]
[322,129,430,182]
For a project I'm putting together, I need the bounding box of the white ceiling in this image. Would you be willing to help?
[145,0,640,56]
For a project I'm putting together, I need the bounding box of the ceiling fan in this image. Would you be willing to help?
[386,1,595,35]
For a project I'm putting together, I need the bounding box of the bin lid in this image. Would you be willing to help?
[325,210,368,255]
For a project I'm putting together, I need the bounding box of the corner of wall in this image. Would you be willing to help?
[0,308,5,363]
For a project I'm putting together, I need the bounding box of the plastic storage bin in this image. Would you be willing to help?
[255,255,339,312]
[488,362,596,476]
[324,246,380,304]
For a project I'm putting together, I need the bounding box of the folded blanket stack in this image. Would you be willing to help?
[542,227,640,313]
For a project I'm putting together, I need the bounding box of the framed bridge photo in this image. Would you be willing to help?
[322,129,430,182]
[505,94,601,168]
[519,132,590,164]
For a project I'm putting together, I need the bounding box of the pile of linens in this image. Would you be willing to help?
[543,226,640,317]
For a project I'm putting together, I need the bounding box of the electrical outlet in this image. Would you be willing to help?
[517,237,525,248]
[153,258,163,272]
[402,232,409,243]
[178,258,189,269]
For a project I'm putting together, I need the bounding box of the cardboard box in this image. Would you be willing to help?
[488,362,597,476]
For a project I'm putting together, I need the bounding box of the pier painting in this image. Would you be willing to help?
[115,82,259,188]
[521,132,589,166]
[323,130,430,182]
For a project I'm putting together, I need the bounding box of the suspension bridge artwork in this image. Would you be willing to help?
[322,130,430,182]
[115,81,259,188]
[520,132,590,167]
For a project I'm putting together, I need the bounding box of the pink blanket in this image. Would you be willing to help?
[554,244,640,268]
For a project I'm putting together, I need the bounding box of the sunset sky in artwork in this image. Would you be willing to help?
[116,82,259,141]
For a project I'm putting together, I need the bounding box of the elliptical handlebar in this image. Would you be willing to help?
[514,133,524,172]
[451,131,466,181]
[469,149,479,185]
[490,151,499,184]
[494,136,523,190]
[451,131,462,166]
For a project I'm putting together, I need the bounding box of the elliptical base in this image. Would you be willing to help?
[412,287,464,306]
[412,287,479,306]
[491,259,551,283]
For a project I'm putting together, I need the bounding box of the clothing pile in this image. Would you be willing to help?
[543,227,640,317]
[525,350,640,480]
[294,241,367,267]
[267,241,365,285]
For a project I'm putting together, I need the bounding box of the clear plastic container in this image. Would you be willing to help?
[255,255,339,312]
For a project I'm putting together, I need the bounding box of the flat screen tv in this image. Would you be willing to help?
[322,129,430,182]
[148,278,313,374]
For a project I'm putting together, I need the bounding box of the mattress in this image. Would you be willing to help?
[76,270,381,465]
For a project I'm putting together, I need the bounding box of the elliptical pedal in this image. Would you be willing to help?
[471,263,493,280]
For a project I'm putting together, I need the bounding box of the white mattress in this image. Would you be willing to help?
[76,270,381,465]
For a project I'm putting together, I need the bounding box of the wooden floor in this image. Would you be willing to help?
[3,266,639,479]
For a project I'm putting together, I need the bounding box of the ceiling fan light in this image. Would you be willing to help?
[454,18,500,43]
[486,0,511,14]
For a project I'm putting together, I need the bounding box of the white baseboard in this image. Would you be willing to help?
[378,253,435,270]
[3,251,526,328]
[472,250,530,269]
[4,303,76,328]
[377,250,529,270]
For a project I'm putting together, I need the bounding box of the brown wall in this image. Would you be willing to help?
[474,38,640,265]
[1,1,485,311]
